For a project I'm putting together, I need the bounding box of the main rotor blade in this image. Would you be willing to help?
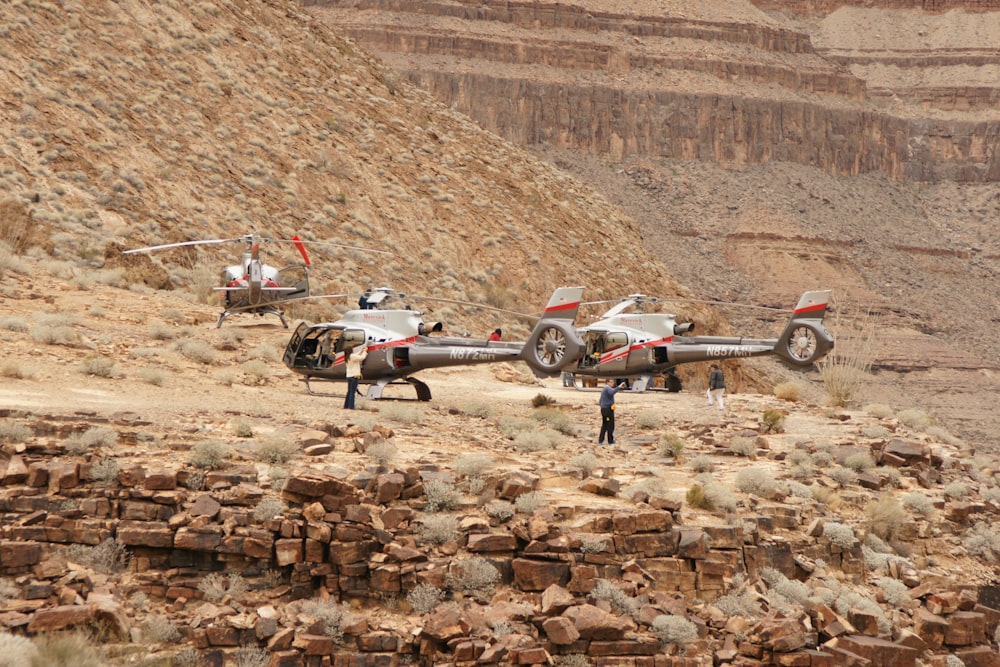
[400,294,536,320]
[265,239,393,255]
[123,238,240,254]
[582,296,792,313]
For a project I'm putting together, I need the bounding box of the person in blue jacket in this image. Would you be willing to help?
[598,379,626,445]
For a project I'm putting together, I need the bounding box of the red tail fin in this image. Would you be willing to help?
[292,235,311,266]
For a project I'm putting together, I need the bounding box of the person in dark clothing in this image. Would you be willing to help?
[358,289,373,310]
[707,363,726,411]
[598,379,626,445]
[488,328,502,342]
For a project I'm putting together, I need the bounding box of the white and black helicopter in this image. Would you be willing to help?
[282,286,585,401]
[565,290,835,392]
[124,233,388,328]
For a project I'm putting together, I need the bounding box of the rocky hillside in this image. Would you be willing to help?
[305,0,1000,448]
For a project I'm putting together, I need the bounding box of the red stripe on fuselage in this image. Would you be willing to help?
[597,336,672,364]
[331,337,417,366]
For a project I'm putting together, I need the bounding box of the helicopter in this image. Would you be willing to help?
[564,290,835,392]
[123,233,388,328]
[281,286,585,401]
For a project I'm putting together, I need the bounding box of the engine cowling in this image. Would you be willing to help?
[521,320,585,377]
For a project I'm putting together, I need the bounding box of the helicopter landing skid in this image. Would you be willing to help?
[216,307,289,329]
[301,376,432,401]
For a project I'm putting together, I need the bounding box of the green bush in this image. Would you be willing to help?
[761,409,785,434]
[658,432,685,459]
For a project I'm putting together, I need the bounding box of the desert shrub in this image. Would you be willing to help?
[490,620,514,639]
[240,359,271,384]
[129,592,149,611]
[897,408,932,431]
[175,337,217,364]
[592,579,637,619]
[860,424,892,439]
[1,316,28,332]
[233,645,269,667]
[365,440,397,470]
[377,402,424,424]
[963,522,1000,561]
[555,656,590,667]
[761,409,785,434]
[834,591,891,634]
[786,481,813,499]
[254,433,298,465]
[513,428,561,452]
[449,557,500,602]
[30,322,79,346]
[946,656,966,667]
[302,599,348,643]
[829,466,857,487]
[902,492,935,517]
[651,614,698,645]
[484,500,515,522]
[161,308,186,324]
[253,498,286,522]
[688,455,714,473]
[497,415,535,439]
[453,452,494,478]
[0,630,38,667]
[532,407,577,436]
[188,440,231,470]
[876,577,911,609]
[864,403,895,419]
[843,451,875,472]
[457,400,493,419]
[149,321,177,341]
[231,417,254,437]
[877,466,902,488]
[89,458,120,486]
[823,522,856,549]
[569,452,599,477]
[926,425,962,446]
[143,614,181,643]
[580,537,608,554]
[531,393,556,408]
[944,481,969,499]
[515,491,545,514]
[820,305,879,406]
[686,484,713,510]
[77,355,120,378]
[423,479,460,512]
[773,381,803,402]
[761,568,810,608]
[0,579,19,603]
[0,360,36,380]
[658,432,685,459]
[735,467,777,497]
[729,436,757,459]
[136,367,168,386]
[0,421,31,443]
[419,514,460,545]
[63,426,118,455]
[198,572,248,603]
[634,410,662,429]
[31,631,105,667]
[66,537,130,574]
[212,368,239,386]
[866,494,907,540]
[407,583,445,614]
[713,590,762,619]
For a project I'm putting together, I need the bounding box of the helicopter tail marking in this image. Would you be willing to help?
[521,287,586,376]
[773,290,835,367]
[292,235,311,266]
[540,286,583,320]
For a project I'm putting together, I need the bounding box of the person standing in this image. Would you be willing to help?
[598,379,626,445]
[707,363,726,411]
[344,342,368,409]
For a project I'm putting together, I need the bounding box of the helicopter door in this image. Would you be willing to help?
[599,332,630,375]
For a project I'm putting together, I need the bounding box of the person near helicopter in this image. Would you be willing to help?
[488,328,502,342]
[343,342,368,409]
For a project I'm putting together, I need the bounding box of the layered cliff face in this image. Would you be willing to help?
[307,0,1000,447]
[307,0,1000,182]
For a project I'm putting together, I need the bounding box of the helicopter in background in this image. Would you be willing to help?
[124,233,388,328]
[564,290,835,392]
[282,286,585,401]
